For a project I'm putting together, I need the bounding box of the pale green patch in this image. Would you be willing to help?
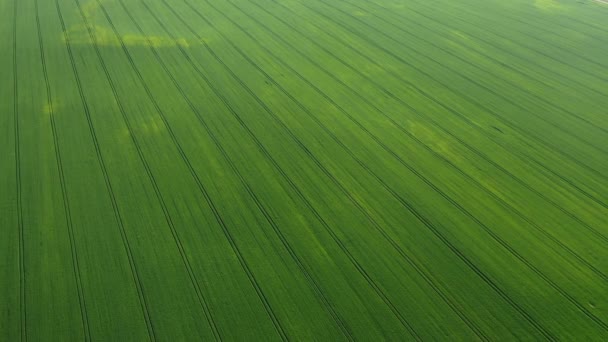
[63,0,201,48]
[62,24,201,48]
[534,0,564,11]
[138,115,166,136]
[383,1,406,10]
[81,0,102,20]
[445,30,488,62]
[43,102,53,116]
[450,30,471,43]
[407,120,457,161]
[114,108,167,142]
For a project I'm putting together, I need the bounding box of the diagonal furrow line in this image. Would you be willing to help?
[157,0,421,338]
[13,0,26,340]
[304,0,608,177]
[55,0,156,339]
[255,0,608,239]
[129,0,354,338]
[90,1,223,339]
[341,0,608,135]
[34,0,91,339]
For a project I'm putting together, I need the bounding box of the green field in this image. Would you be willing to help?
[1,0,607,339]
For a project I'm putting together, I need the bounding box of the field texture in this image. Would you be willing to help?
[1,0,607,339]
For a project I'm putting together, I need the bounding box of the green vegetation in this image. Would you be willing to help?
[1,0,607,339]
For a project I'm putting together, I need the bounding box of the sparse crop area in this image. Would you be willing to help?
[1,0,607,340]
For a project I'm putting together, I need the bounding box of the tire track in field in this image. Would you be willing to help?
[55,1,156,339]
[217,0,608,332]
[13,0,26,340]
[385,0,608,100]
[130,0,354,339]
[232,0,608,281]
[86,1,222,339]
[154,0,422,338]
[253,0,608,236]
[340,0,608,135]
[194,0,606,334]
[292,0,608,209]
[34,0,90,339]
[304,0,608,177]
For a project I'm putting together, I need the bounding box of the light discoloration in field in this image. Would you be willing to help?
[62,24,200,48]
[139,115,166,136]
[534,0,564,11]
[81,0,103,20]
[381,2,406,10]
[450,30,471,43]
[42,103,52,116]
[116,118,164,142]
[63,0,201,48]
[407,120,458,161]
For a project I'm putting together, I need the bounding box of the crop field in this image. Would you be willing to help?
[1,0,607,340]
